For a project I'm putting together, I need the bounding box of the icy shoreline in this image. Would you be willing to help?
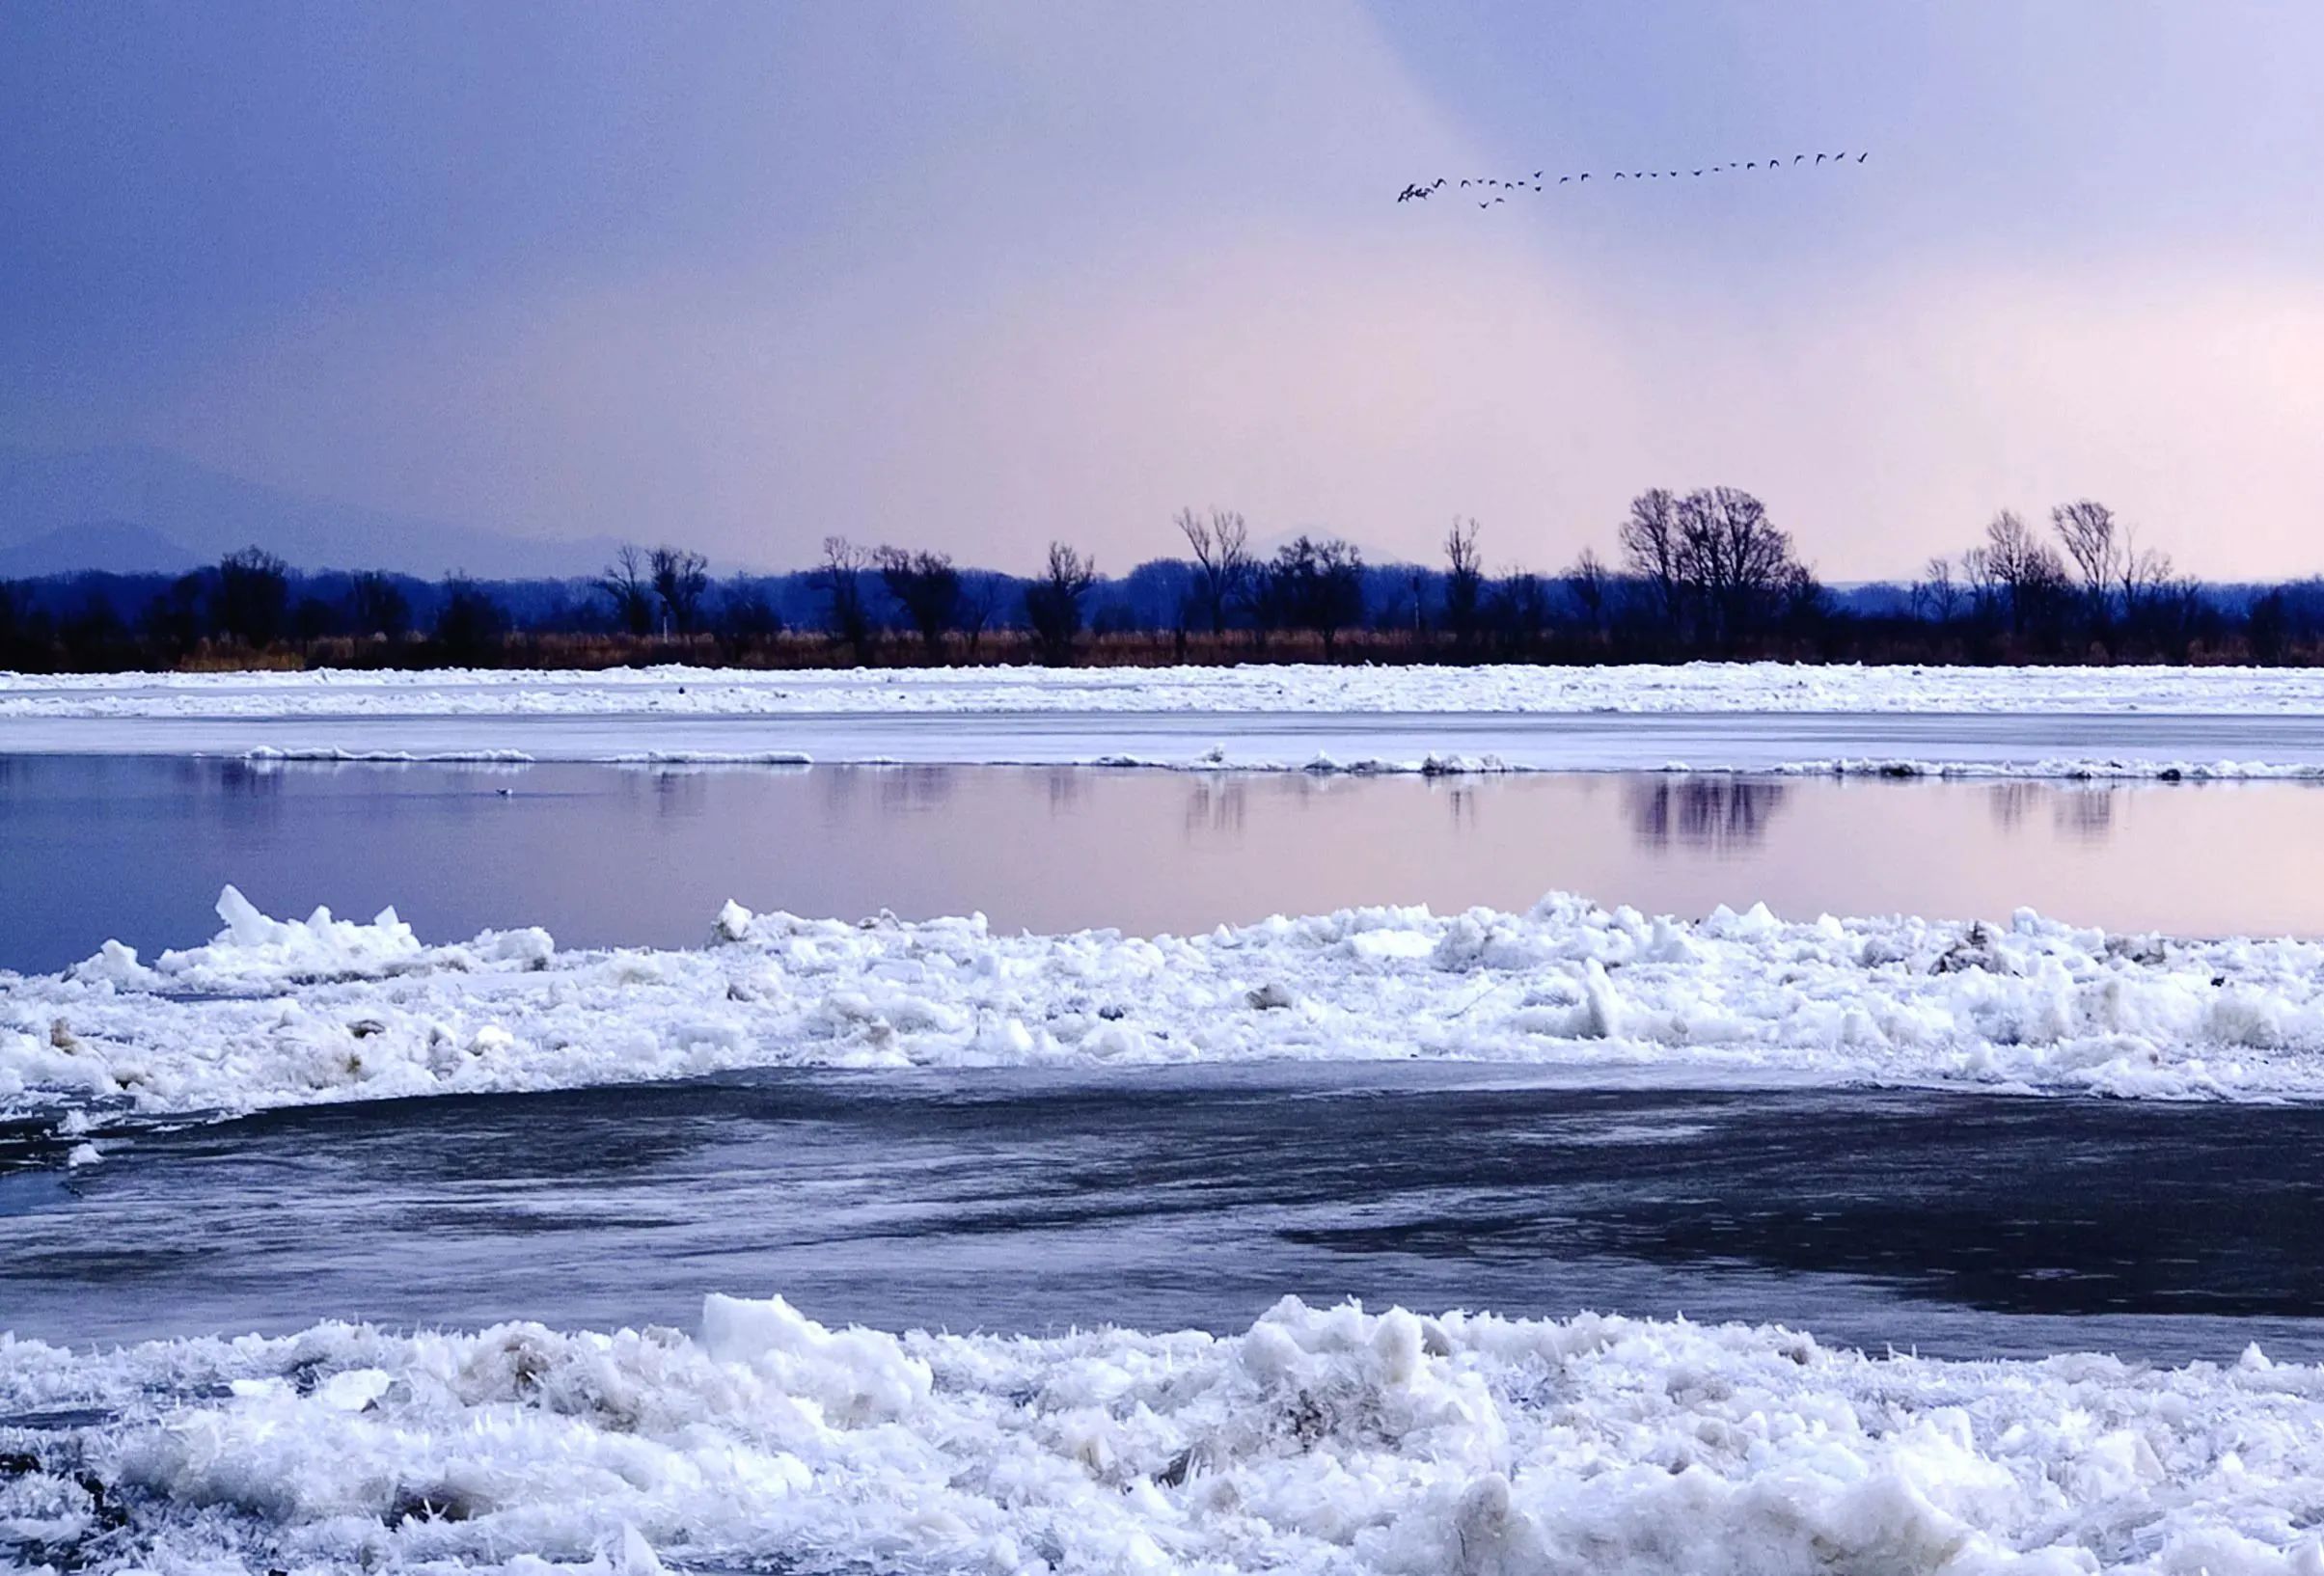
[11,660,2324,718]
[7,1291,2324,1574]
[11,884,2324,1122]
[232,745,2324,781]
[11,662,2324,777]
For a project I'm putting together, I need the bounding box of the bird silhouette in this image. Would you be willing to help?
[1611,172,1625,180]
[1692,169,1703,177]
[1559,175,1571,183]
[1815,152,1827,164]
[1792,153,1805,164]
[1460,178,1471,187]
[1578,173,1589,181]
[1533,170,1544,178]
[1477,200,1489,208]
[1433,177,1445,188]
[1493,194,1506,203]
[1856,151,1868,162]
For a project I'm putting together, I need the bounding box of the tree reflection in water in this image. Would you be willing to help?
[1989,782,2118,842]
[1182,777,1247,836]
[1625,776,1789,853]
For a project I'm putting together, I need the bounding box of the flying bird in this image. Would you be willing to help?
[1792,153,1805,164]
[1816,152,1827,164]
[1559,175,1571,183]
[1857,151,1868,162]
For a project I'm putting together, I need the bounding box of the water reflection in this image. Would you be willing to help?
[882,765,957,814]
[1624,777,1790,853]
[1990,782,2119,842]
[1184,778,1247,837]
[6,759,2324,971]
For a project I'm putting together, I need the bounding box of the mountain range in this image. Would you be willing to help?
[0,445,627,580]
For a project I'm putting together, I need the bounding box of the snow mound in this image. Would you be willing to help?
[11,887,2324,1116]
[7,1293,2324,1574]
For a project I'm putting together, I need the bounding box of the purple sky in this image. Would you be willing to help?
[6,2,2321,578]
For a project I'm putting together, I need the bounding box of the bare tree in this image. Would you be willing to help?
[1959,545,1999,624]
[1442,517,1485,651]
[346,571,412,639]
[649,546,710,634]
[596,545,656,637]
[714,578,783,645]
[434,574,505,660]
[1263,535,1366,657]
[958,576,1001,660]
[2050,500,2119,629]
[814,535,874,662]
[2117,524,2176,630]
[1489,569,1552,657]
[876,547,962,661]
[1617,488,1684,633]
[1981,509,2068,636]
[1024,542,1098,665]
[215,547,291,648]
[1673,486,1801,650]
[1912,556,1961,625]
[1175,507,1252,635]
[1563,548,1610,634]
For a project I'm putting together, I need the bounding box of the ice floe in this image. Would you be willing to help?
[8,1291,2324,1573]
[10,885,2324,1118]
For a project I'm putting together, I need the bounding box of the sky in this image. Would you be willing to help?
[5,1,2322,581]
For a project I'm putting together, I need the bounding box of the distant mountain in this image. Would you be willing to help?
[0,444,626,579]
[0,520,203,579]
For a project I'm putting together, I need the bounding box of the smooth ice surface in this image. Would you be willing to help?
[14,883,2324,1118]
[12,663,2324,775]
[10,1291,2324,1574]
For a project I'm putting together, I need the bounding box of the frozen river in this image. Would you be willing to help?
[7,754,2324,973]
[11,703,2324,774]
[7,753,2324,1361]
[12,748,2324,1572]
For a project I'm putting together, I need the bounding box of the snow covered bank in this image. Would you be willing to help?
[1760,758,2324,783]
[12,662,2324,775]
[8,1291,2324,1574]
[10,884,2324,1119]
[10,660,2324,720]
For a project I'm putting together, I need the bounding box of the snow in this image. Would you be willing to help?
[13,884,2324,1119]
[11,660,2324,719]
[10,663,2324,777]
[10,1291,2324,1574]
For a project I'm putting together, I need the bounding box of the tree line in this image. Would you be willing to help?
[4,489,2322,671]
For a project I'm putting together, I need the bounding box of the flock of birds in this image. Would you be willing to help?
[1398,150,1869,206]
